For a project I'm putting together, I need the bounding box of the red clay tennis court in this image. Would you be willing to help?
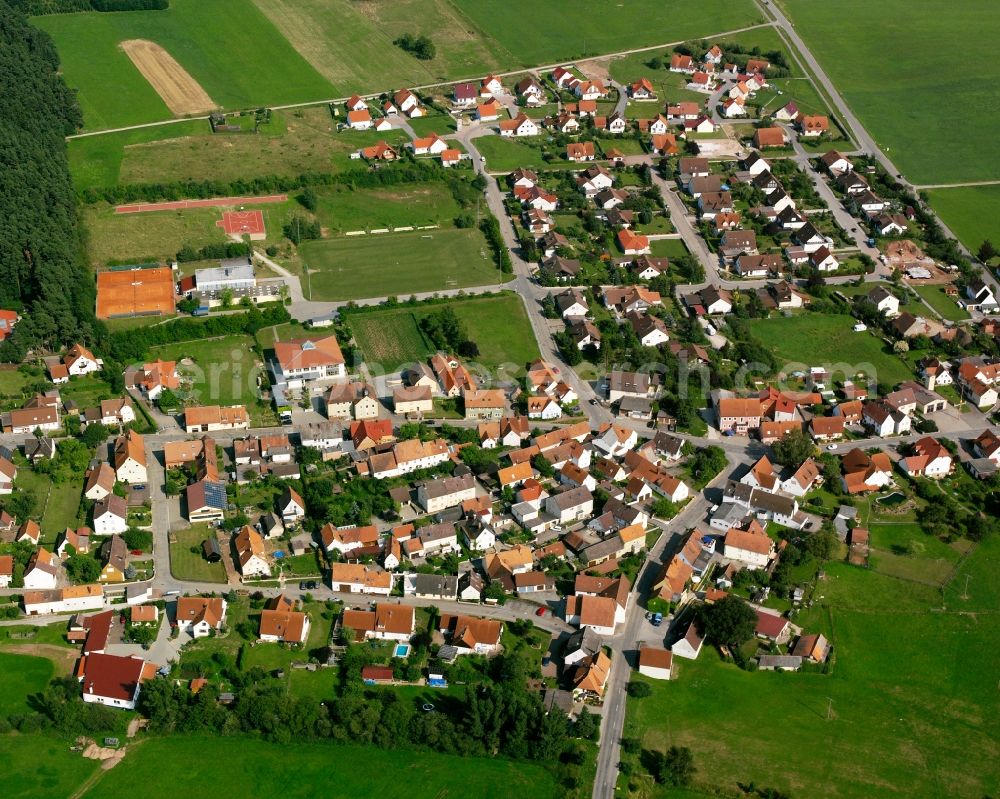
[218,210,266,239]
[96,266,176,319]
[114,194,287,214]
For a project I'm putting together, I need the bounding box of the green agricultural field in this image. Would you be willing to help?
[0,653,54,716]
[82,735,560,799]
[6,734,100,799]
[35,0,334,130]
[924,185,1000,257]
[777,0,1000,184]
[747,312,914,387]
[911,284,969,322]
[251,0,507,95]
[348,293,540,372]
[168,526,227,583]
[622,564,1000,798]
[451,0,761,66]
[300,227,505,301]
[68,120,206,191]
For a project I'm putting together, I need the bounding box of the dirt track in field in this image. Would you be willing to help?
[120,39,217,116]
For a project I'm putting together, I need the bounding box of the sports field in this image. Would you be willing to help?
[34,0,333,130]
[82,735,560,799]
[621,550,1000,798]
[348,293,540,372]
[300,227,505,301]
[0,652,54,716]
[451,0,761,66]
[747,312,914,387]
[923,185,1000,257]
[777,0,1000,184]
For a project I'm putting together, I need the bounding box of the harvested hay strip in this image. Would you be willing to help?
[121,39,217,116]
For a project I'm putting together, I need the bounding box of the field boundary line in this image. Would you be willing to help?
[66,23,775,139]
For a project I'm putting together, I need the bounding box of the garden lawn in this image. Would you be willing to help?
[649,239,690,260]
[35,0,333,130]
[348,293,540,372]
[866,522,965,585]
[168,526,227,583]
[911,284,969,322]
[148,335,265,410]
[778,0,1000,184]
[14,470,84,543]
[924,185,1000,257]
[6,734,100,799]
[451,0,761,66]
[301,227,505,301]
[82,735,561,799]
[0,653,54,716]
[747,313,914,386]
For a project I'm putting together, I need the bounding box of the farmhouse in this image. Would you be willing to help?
[78,653,155,711]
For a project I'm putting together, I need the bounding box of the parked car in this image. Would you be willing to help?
[535,607,548,617]
[650,613,663,627]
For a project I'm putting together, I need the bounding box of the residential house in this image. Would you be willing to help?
[342,603,414,642]
[272,336,346,387]
[899,436,953,479]
[234,525,271,580]
[79,653,155,711]
[176,596,227,638]
[329,563,393,595]
[183,405,250,433]
[638,646,674,680]
[113,429,147,485]
[92,495,128,536]
[416,474,478,513]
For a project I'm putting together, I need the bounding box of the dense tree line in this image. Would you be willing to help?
[80,162,455,205]
[479,214,513,274]
[97,304,289,364]
[393,32,435,60]
[0,2,94,362]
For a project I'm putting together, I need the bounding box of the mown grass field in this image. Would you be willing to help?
[82,735,561,799]
[348,293,540,372]
[924,185,1000,257]
[168,526,227,583]
[474,136,581,173]
[0,653,54,716]
[622,548,1000,798]
[451,0,761,66]
[747,312,914,387]
[312,182,462,233]
[6,734,101,799]
[35,0,334,130]
[251,0,508,92]
[301,227,504,301]
[777,0,1000,184]
[14,469,84,543]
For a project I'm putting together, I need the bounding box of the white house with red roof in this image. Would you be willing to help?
[79,652,156,710]
[272,335,346,388]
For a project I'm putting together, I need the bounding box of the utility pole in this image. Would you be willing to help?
[826,697,833,721]
[961,574,971,600]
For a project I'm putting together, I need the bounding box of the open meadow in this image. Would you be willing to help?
[73,109,405,191]
[251,0,508,92]
[6,734,101,799]
[747,312,914,387]
[923,185,1000,257]
[35,0,333,131]
[81,735,561,799]
[300,227,505,301]
[451,0,761,66]
[621,545,1000,798]
[777,0,1000,184]
[348,293,540,372]
[0,652,54,716]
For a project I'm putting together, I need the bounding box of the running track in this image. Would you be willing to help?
[114,194,287,214]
